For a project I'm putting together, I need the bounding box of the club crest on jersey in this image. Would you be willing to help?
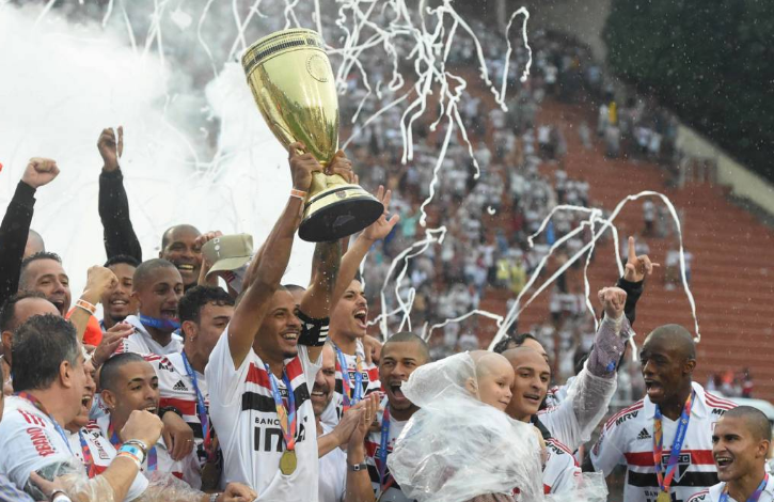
[661,453,692,482]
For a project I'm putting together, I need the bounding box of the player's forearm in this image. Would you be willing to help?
[229,198,302,365]
[317,429,344,458]
[98,455,142,502]
[345,446,375,502]
[586,314,632,378]
[331,234,373,307]
[301,240,342,319]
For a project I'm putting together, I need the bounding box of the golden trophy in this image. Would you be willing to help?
[242,28,384,242]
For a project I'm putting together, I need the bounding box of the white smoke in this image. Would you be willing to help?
[0,1,313,296]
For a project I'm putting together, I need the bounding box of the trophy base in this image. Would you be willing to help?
[299,185,384,242]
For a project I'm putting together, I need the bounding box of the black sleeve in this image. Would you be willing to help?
[99,169,142,262]
[0,181,36,306]
[616,277,644,327]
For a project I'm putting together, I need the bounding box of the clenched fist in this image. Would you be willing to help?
[598,286,627,320]
[22,158,60,189]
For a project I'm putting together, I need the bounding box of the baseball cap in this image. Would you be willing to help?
[203,234,254,279]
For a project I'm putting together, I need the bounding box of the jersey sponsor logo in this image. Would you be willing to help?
[19,410,46,427]
[616,410,639,426]
[26,427,56,457]
[252,415,309,452]
[637,428,652,440]
[173,380,188,392]
[660,453,692,483]
[711,408,728,416]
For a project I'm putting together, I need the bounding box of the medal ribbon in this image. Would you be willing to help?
[653,391,695,494]
[182,351,213,456]
[15,392,73,455]
[334,344,363,411]
[719,474,769,502]
[139,314,181,331]
[378,404,395,493]
[78,431,97,478]
[265,364,297,452]
[108,420,158,471]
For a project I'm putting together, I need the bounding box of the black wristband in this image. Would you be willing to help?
[158,406,182,419]
[295,308,330,346]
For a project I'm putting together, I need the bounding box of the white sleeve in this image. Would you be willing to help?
[299,345,322,386]
[205,325,251,408]
[548,453,581,494]
[589,421,626,476]
[0,413,74,493]
[538,366,617,451]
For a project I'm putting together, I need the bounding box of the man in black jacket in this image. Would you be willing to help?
[97,127,219,291]
[0,158,59,309]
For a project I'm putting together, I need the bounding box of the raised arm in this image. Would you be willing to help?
[331,185,399,307]
[616,236,657,326]
[537,288,630,450]
[299,240,341,363]
[0,158,59,306]
[227,143,319,368]
[98,127,142,262]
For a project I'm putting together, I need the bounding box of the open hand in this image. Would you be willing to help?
[362,185,400,242]
[92,322,134,367]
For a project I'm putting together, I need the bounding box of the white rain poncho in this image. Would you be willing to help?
[387,352,544,502]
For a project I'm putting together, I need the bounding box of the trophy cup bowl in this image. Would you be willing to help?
[242,28,384,242]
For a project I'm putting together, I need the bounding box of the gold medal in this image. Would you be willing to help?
[656,491,671,502]
[280,450,297,475]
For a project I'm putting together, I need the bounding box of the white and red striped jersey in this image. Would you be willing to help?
[320,339,381,427]
[66,423,148,500]
[94,414,200,488]
[687,475,774,502]
[543,437,582,494]
[144,352,210,468]
[113,315,183,357]
[0,396,78,493]
[205,328,320,502]
[538,368,617,452]
[364,396,414,502]
[590,383,736,502]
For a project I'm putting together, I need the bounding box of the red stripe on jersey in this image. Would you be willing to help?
[94,464,108,475]
[604,402,644,429]
[246,363,271,390]
[285,357,303,381]
[245,357,304,389]
[143,354,163,362]
[547,438,576,458]
[365,439,379,458]
[543,484,551,495]
[624,449,715,466]
[367,367,379,382]
[705,394,736,409]
[159,397,197,416]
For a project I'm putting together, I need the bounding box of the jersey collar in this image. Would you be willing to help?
[644,382,709,420]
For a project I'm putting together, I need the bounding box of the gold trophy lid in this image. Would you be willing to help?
[242,28,325,77]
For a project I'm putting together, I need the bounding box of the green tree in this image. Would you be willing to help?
[604,0,774,181]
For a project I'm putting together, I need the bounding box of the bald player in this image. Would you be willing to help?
[589,324,737,502]
[687,406,774,502]
[113,259,184,356]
